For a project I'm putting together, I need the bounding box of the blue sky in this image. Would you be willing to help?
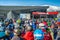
[0,0,60,6]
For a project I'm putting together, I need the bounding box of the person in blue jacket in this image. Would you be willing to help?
[32,21,36,31]
[0,22,5,39]
[6,19,14,39]
[34,29,44,40]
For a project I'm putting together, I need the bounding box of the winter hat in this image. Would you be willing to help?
[39,23,45,29]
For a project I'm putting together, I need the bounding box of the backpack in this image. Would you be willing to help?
[34,29,44,39]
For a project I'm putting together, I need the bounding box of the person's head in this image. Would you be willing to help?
[46,28,50,33]
[39,23,45,29]
[5,21,9,26]
[14,29,21,36]
[40,21,43,23]
[51,23,55,28]
[5,29,10,36]
[26,26,33,31]
[9,19,13,24]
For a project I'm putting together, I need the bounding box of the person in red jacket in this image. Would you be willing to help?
[23,26,34,40]
[43,21,48,27]
[44,28,52,40]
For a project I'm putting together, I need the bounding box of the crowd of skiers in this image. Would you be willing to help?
[0,18,60,40]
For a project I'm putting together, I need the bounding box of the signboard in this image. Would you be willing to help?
[20,13,30,19]
[47,12,58,15]
[32,12,46,15]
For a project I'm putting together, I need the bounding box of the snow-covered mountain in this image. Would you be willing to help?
[42,5,60,12]
[47,6,60,12]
